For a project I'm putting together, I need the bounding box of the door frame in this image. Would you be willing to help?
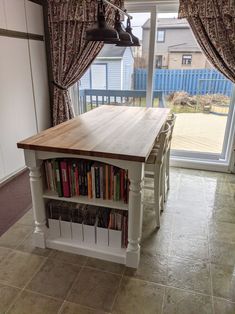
[90,63,108,90]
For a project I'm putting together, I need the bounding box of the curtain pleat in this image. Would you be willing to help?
[47,0,124,126]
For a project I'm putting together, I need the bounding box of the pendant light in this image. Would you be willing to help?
[125,17,141,47]
[86,0,120,44]
[115,10,133,47]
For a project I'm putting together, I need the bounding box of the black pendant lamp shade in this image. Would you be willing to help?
[86,0,120,44]
[115,10,133,47]
[126,17,140,47]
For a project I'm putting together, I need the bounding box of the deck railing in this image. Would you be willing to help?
[78,89,165,114]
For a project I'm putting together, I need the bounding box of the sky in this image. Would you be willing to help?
[124,13,178,39]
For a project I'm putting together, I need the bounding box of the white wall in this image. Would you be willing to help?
[0,0,50,182]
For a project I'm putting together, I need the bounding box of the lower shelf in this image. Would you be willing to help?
[45,236,127,265]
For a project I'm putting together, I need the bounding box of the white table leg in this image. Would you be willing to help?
[126,162,144,268]
[25,150,47,248]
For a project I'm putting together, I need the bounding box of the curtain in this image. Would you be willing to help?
[47,0,123,126]
[178,0,235,84]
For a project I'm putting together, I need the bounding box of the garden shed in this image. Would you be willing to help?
[80,44,134,90]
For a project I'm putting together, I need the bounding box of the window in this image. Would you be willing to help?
[182,54,192,65]
[157,30,165,42]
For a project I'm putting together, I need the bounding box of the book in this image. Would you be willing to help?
[60,160,70,197]
[54,160,63,197]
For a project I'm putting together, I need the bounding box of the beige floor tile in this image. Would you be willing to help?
[209,240,235,267]
[124,252,168,285]
[0,224,33,249]
[165,201,209,219]
[172,215,208,241]
[0,283,21,313]
[17,209,34,226]
[0,246,12,262]
[207,195,235,211]
[16,233,51,257]
[27,259,80,299]
[112,276,164,314]
[67,267,121,312]
[141,230,171,256]
[209,221,235,243]
[210,207,235,224]
[211,264,235,301]
[49,249,87,266]
[170,238,209,261]
[60,301,108,314]
[8,290,62,314]
[162,287,213,314]
[167,256,211,294]
[0,250,45,288]
[213,297,235,314]
[85,257,125,275]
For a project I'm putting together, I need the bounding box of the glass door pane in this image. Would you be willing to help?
[152,13,234,158]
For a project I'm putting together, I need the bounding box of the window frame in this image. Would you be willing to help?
[157,29,165,42]
[182,54,192,65]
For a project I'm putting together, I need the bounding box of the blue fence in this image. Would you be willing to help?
[134,69,233,96]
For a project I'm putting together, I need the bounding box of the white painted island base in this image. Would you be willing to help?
[24,149,144,268]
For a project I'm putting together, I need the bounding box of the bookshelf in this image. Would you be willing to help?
[43,191,129,211]
[17,105,170,268]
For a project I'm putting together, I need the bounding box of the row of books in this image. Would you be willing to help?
[44,159,129,203]
[46,200,128,248]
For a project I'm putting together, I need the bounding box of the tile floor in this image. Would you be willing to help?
[0,168,235,313]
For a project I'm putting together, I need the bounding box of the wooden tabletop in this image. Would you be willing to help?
[17,105,170,162]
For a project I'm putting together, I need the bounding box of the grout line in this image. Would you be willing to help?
[160,286,166,314]
[5,256,47,313]
[207,220,215,314]
[56,261,85,314]
[110,268,124,312]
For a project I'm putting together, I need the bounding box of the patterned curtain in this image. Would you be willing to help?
[47,0,123,126]
[179,0,235,84]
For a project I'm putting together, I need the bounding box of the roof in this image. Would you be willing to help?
[168,43,201,53]
[96,45,130,59]
[142,18,189,30]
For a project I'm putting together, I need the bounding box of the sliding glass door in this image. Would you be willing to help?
[126,2,235,169]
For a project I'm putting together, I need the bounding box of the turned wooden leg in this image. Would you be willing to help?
[25,150,47,248]
[126,163,144,268]
[166,149,170,192]
[154,163,161,227]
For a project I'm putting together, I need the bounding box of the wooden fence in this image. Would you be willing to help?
[134,69,233,96]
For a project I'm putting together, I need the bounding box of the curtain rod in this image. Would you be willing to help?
[103,0,133,19]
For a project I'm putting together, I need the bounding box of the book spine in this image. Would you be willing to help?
[91,166,96,199]
[105,165,109,200]
[113,173,116,201]
[68,162,72,196]
[78,161,82,195]
[95,167,100,198]
[120,169,124,201]
[48,161,55,191]
[116,171,120,201]
[75,163,79,196]
[110,166,114,200]
[55,160,63,197]
[100,166,103,199]
[44,161,50,190]
[103,165,106,200]
[60,161,70,197]
[84,162,88,196]
[87,171,92,199]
